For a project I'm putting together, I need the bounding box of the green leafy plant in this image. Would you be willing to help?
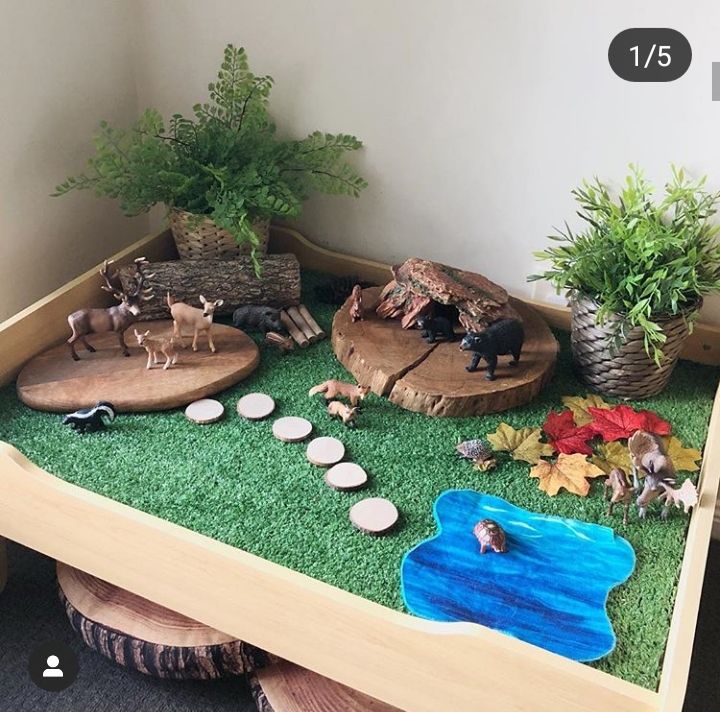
[530,165,720,363]
[53,44,367,272]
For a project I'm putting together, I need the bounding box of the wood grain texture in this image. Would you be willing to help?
[333,288,558,417]
[118,254,301,321]
[58,563,271,679]
[16,320,259,412]
[251,661,402,712]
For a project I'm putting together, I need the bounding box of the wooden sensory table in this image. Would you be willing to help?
[1,225,720,712]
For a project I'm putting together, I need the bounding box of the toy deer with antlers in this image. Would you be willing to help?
[67,257,154,360]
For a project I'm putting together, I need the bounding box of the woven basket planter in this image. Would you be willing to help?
[570,295,696,399]
[169,208,270,260]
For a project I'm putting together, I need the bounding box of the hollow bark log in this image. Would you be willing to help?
[119,254,301,321]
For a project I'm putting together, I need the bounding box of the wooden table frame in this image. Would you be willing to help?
[1,226,719,712]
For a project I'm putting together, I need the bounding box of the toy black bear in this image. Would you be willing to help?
[460,319,524,380]
[232,305,286,335]
[416,315,455,343]
[62,402,116,433]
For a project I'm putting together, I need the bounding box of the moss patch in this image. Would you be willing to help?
[0,272,717,689]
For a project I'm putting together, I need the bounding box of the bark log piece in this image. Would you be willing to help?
[376,257,519,332]
[119,254,301,321]
[57,562,272,679]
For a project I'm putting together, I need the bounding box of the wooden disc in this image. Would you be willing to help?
[16,320,260,413]
[251,661,401,712]
[306,436,345,467]
[237,393,276,420]
[272,416,313,443]
[185,398,224,424]
[349,498,399,535]
[325,462,368,491]
[332,288,558,417]
[57,562,271,679]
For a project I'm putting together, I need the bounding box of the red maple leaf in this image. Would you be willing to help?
[542,410,595,455]
[587,405,671,442]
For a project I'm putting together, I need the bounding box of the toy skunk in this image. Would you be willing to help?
[62,401,116,433]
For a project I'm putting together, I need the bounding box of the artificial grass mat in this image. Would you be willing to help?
[0,270,718,690]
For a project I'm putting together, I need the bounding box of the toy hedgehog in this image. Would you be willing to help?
[62,402,116,433]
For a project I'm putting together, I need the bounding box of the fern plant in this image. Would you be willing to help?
[53,44,367,272]
[530,165,720,363]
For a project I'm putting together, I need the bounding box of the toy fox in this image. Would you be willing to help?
[309,380,370,407]
[327,401,359,428]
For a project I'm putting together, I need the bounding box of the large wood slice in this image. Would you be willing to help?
[17,320,259,412]
[334,288,558,417]
[57,563,271,679]
[376,257,519,332]
[250,661,401,712]
[119,254,301,321]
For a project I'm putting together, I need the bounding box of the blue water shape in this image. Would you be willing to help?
[400,490,635,662]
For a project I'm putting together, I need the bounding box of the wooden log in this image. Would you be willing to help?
[119,254,301,321]
[280,311,309,348]
[286,306,318,343]
[57,562,272,679]
[298,304,326,340]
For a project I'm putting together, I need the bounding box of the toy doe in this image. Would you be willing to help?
[167,293,223,353]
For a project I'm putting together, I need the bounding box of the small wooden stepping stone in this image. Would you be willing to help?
[306,437,345,467]
[185,398,224,424]
[237,393,276,420]
[272,416,313,443]
[325,463,368,491]
[350,498,399,535]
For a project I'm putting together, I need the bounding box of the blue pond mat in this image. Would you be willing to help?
[400,490,635,662]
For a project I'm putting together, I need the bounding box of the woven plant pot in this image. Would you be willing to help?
[169,208,270,260]
[570,295,696,399]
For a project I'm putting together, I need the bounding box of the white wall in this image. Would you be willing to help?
[0,0,148,321]
[134,0,720,323]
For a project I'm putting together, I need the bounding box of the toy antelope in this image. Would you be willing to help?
[309,380,370,407]
[67,258,154,360]
[327,401,359,428]
[603,467,634,526]
[167,293,224,353]
[629,430,677,519]
[134,329,179,370]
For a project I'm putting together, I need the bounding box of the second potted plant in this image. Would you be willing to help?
[54,44,367,272]
[531,165,720,398]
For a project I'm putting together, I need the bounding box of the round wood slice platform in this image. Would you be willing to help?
[16,320,260,413]
[250,661,401,712]
[332,288,558,417]
[57,562,271,679]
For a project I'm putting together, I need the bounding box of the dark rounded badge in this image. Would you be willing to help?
[28,639,79,692]
[609,28,691,82]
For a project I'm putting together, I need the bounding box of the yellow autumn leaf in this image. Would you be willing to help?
[529,453,605,497]
[662,436,702,472]
[487,423,554,465]
[591,441,632,474]
[561,394,611,426]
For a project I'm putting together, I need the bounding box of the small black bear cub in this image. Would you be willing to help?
[232,305,286,335]
[416,315,455,343]
[460,319,524,380]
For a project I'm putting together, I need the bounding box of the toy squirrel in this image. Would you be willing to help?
[309,380,370,407]
[460,319,524,380]
[349,285,364,322]
[628,430,677,519]
[416,314,455,343]
[232,305,286,335]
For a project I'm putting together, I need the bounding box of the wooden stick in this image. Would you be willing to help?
[298,304,326,340]
[280,311,309,348]
[287,306,318,343]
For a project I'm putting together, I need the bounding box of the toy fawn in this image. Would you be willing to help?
[603,467,634,525]
[327,401,359,427]
[309,380,370,407]
[167,293,224,353]
[134,329,179,370]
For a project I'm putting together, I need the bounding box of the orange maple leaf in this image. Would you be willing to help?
[529,453,605,497]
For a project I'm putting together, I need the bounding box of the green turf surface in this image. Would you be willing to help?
[0,271,717,689]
